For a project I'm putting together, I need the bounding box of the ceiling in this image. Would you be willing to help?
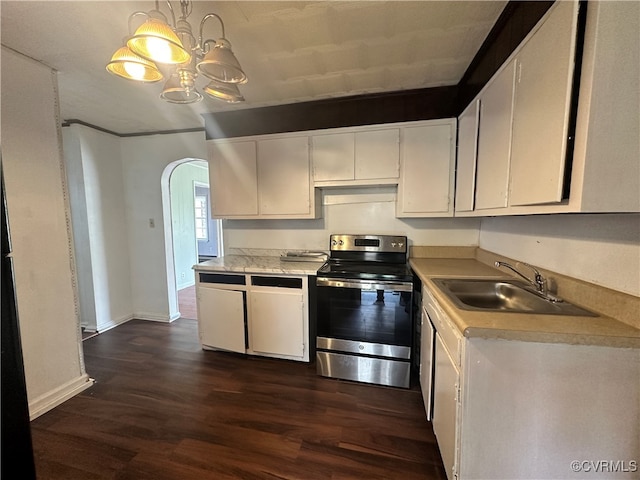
[1,1,507,135]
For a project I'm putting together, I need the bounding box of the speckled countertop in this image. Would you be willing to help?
[194,255,323,276]
[410,258,640,349]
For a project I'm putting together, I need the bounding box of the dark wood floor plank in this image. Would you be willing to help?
[31,319,446,479]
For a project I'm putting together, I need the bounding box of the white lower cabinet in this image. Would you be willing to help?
[419,306,435,420]
[250,289,305,358]
[196,274,247,354]
[422,283,639,480]
[432,334,460,480]
[196,272,309,361]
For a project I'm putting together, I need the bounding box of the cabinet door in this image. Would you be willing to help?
[197,287,246,353]
[208,141,258,217]
[258,136,311,216]
[420,307,435,421]
[397,122,454,217]
[475,60,516,210]
[355,129,400,180]
[433,334,460,480]
[455,100,480,212]
[311,133,354,181]
[509,1,579,206]
[250,290,304,358]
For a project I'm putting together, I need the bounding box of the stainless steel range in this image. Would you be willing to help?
[316,234,413,388]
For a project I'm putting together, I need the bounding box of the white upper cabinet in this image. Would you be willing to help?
[455,100,480,213]
[354,129,400,180]
[312,127,399,186]
[396,120,456,217]
[509,0,578,206]
[474,59,516,211]
[257,136,313,217]
[208,135,317,219]
[454,0,640,216]
[209,140,258,217]
[310,132,354,182]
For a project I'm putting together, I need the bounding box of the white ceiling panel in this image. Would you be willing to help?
[1,1,507,134]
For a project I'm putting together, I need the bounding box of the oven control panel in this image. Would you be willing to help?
[329,234,407,253]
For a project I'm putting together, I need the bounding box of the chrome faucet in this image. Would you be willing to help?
[494,261,562,302]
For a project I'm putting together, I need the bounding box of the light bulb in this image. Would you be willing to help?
[123,61,146,80]
[146,37,172,64]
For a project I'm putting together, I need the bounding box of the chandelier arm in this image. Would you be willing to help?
[180,0,193,19]
[127,11,150,35]
[163,0,178,28]
[198,13,225,52]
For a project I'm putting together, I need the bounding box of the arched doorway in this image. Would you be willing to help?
[161,159,222,321]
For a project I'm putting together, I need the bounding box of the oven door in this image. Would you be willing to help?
[315,277,413,387]
[316,277,413,348]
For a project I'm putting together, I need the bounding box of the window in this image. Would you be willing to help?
[194,195,208,240]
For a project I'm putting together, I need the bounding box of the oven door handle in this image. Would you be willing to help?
[316,277,412,292]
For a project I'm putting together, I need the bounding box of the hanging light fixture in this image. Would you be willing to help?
[106,0,247,104]
[106,42,163,82]
[203,80,245,103]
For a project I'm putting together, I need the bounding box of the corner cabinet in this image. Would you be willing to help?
[208,134,319,219]
[396,120,456,217]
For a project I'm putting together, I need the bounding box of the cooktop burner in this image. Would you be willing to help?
[317,260,413,282]
[317,234,412,282]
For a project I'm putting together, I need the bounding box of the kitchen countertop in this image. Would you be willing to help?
[410,258,640,349]
[194,255,323,276]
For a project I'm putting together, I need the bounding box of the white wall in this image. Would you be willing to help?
[64,124,133,331]
[224,187,481,251]
[1,48,92,418]
[120,132,208,320]
[479,214,640,296]
[63,126,96,331]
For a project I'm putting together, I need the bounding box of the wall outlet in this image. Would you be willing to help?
[181,272,185,279]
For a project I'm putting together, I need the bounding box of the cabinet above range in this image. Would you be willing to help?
[207,119,456,220]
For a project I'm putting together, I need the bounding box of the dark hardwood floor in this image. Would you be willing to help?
[31,319,446,479]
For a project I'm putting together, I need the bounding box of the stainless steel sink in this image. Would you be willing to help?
[432,278,597,316]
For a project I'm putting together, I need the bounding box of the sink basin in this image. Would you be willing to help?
[432,278,597,316]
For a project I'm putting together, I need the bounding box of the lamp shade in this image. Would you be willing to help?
[203,80,245,103]
[196,38,247,84]
[106,46,163,82]
[128,18,191,65]
[160,74,203,104]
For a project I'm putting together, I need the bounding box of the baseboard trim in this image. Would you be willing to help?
[96,313,135,333]
[134,312,175,323]
[29,374,95,420]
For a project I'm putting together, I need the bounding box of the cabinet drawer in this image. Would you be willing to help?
[423,286,462,368]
